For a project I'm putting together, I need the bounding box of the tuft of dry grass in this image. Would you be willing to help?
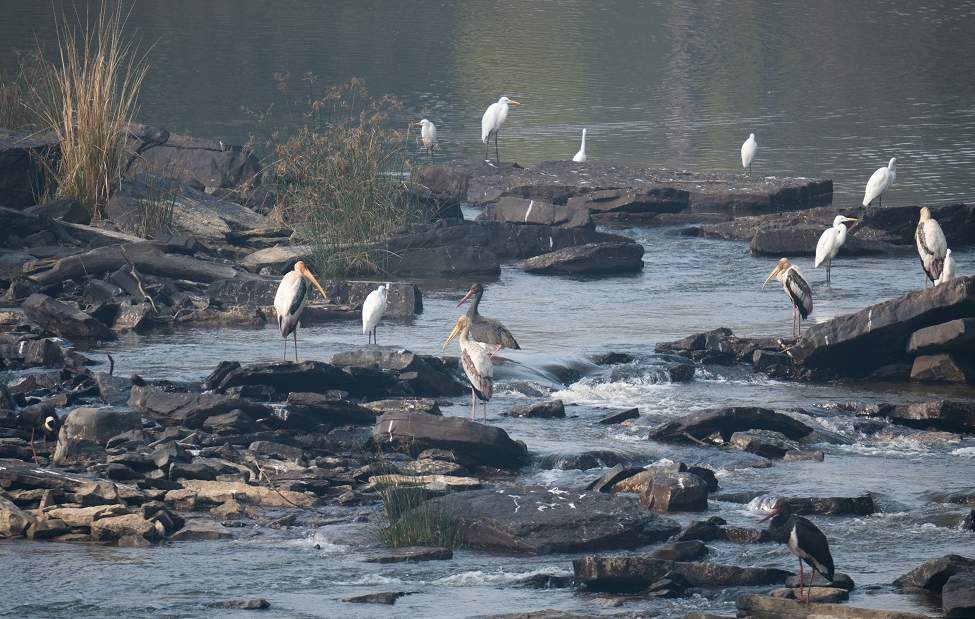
[32,3,149,219]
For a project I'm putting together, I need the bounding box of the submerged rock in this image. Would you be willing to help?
[509,400,565,418]
[944,573,975,618]
[573,555,791,592]
[364,546,453,563]
[478,196,593,228]
[598,408,639,425]
[519,242,644,275]
[649,407,813,443]
[895,554,975,591]
[344,592,411,605]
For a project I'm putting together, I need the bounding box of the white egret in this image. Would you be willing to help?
[763,258,813,339]
[443,315,494,419]
[362,284,388,345]
[413,119,437,156]
[274,261,327,361]
[814,215,858,285]
[481,96,521,163]
[572,128,587,162]
[915,207,947,287]
[938,249,956,285]
[862,157,896,207]
[741,133,757,175]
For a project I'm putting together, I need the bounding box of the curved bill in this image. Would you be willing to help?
[442,321,463,351]
[456,286,476,307]
[298,264,327,298]
[763,265,782,289]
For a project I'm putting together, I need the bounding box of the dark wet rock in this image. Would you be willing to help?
[104,463,142,481]
[365,546,453,563]
[783,448,825,462]
[58,406,142,445]
[152,441,190,469]
[573,555,791,592]
[248,440,305,461]
[730,430,801,459]
[129,385,272,429]
[478,196,593,228]
[425,486,680,554]
[344,592,411,605]
[773,495,875,516]
[214,361,351,397]
[895,554,975,592]
[649,407,813,443]
[283,392,375,429]
[785,571,856,591]
[655,327,781,365]
[210,598,271,610]
[538,450,629,471]
[21,293,114,341]
[944,573,975,618]
[687,466,719,492]
[964,510,975,531]
[364,399,442,416]
[590,352,635,365]
[333,348,468,397]
[737,593,928,619]
[651,540,709,562]
[586,465,645,493]
[640,472,709,512]
[206,279,422,318]
[598,408,639,425]
[202,409,256,435]
[870,400,975,434]
[414,163,470,212]
[749,224,894,257]
[519,241,643,276]
[510,400,565,418]
[910,353,975,384]
[752,349,794,377]
[170,461,223,481]
[516,574,575,589]
[907,318,975,355]
[0,495,36,537]
[791,276,975,380]
[374,411,527,468]
[0,129,58,208]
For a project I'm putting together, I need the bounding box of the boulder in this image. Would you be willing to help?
[509,400,565,418]
[519,242,644,275]
[59,406,142,445]
[573,556,791,592]
[0,129,58,208]
[790,276,975,379]
[749,225,893,257]
[884,400,975,434]
[0,495,36,537]
[730,430,801,459]
[772,495,875,516]
[21,293,114,341]
[598,408,639,425]
[424,486,680,554]
[640,472,709,512]
[45,504,128,528]
[167,519,235,541]
[910,353,975,384]
[128,385,272,428]
[649,407,813,443]
[332,347,467,397]
[90,513,161,543]
[478,197,593,228]
[944,573,975,619]
[907,318,975,355]
[214,361,354,397]
[365,399,442,416]
[736,594,930,619]
[586,465,645,493]
[365,546,453,563]
[282,392,375,428]
[894,554,975,591]
[537,450,629,471]
[656,327,782,365]
[374,411,527,468]
[414,163,470,207]
[785,572,856,591]
[344,592,410,605]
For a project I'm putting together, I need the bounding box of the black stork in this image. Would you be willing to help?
[456,283,521,356]
[763,258,813,339]
[18,404,62,464]
[761,499,835,602]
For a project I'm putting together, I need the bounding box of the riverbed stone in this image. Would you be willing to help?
[167,518,235,541]
[907,318,975,355]
[21,293,114,341]
[730,430,801,459]
[129,385,272,428]
[178,479,315,508]
[0,495,36,537]
[649,407,813,443]
[910,353,975,384]
[509,400,565,418]
[519,241,644,275]
[886,400,975,434]
[344,592,410,605]
[0,129,58,208]
[59,406,142,445]
[90,513,161,543]
[282,392,375,429]
[598,408,639,425]
[365,546,454,563]
[785,571,856,591]
[573,555,791,592]
[736,593,931,619]
[895,554,975,591]
[944,573,975,618]
[478,197,593,228]
[586,465,644,493]
[640,472,709,512]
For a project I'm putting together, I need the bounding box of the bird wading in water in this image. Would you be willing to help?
[761,499,836,603]
[457,283,521,356]
[361,283,388,345]
[814,215,858,285]
[741,133,757,176]
[764,258,813,339]
[443,315,494,418]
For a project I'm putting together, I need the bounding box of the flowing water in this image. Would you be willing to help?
[3,2,975,617]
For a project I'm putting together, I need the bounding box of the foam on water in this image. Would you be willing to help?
[433,567,573,587]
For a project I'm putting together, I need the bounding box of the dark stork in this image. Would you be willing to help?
[761,499,835,603]
[915,207,947,288]
[18,404,62,464]
[273,261,327,362]
[763,258,813,339]
[457,283,521,356]
[443,315,494,418]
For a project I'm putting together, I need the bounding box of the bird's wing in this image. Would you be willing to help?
[794,516,835,580]
[863,168,886,205]
[470,316,521,349]
[481,103,499,142]
[814,227,836,267]
[274,271,305,318]
[462,345,493,400]
[361,289,383,331]
[786,268,813,319]
[741,140,755,166]
[429,124,437,143]
[917,220,948,280]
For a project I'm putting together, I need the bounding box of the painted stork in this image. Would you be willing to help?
[572,128,587,163]
[413,119,437,156]
[814,215,858,285]
[362,284,388,345]
[443,315,494,418]
[862,157,896,207]
[273,261,327,362]
[741,133,757,176]
[916,207,948,288]
[761,499,835,603]
[457,283,521,356]
[481,96,521,163]
[763,258,813,339]
[938,249,956,285]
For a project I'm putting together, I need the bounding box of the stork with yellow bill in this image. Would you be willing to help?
[273,261,327,362]
[443,315,494,419]
[764,258,813,339]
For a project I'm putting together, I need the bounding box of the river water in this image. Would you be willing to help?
[3,2,975,618]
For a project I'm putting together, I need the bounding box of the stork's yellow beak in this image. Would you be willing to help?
[508,100,521,106]
[763,266,781,289]
[297,264,327,298]
[442,321,463,351]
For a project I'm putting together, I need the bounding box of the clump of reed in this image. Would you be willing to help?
[372,484,464,549]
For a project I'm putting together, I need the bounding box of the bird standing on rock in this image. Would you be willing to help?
[457,283,521,356]
[18,405,61,464]
[481,96,521,163]
[273,261,327,362]
[443,315,494,419]
[915,207,947,288]
[362,284,388,345]
[815,215,858,285]
[760,499,835,603]
[741,133,757,176]
[763,258,813,339]
[862,157,896,207]
[938,249,956,285]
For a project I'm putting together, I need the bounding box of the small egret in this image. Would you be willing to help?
[764,258,813,339]
[443,315,494,418]
[741,133,757,175]
[273,261,327,361]
[572,128,587,162]
[457,283,520,356]
[413,119,437,156]
[814,215,858,285]
[481,96,521,163]
[362,283,388,344]
[760,499,835,603]
[938,249,956,285]
[915,207,947,287]
[862,157,896,207]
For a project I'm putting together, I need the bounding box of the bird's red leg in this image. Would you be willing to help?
[799,558,807,603]
[489,343,502,358]
[30,427,39,465]
[294,328,299,362]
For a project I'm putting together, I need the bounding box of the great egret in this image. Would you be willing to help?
[915,206,947,287]
[572,128,587,162]
[814,215,858,285]
[741,133,757,175]
[457,283,520,355]
[481,96,521,163]
[761,499,835,604]
[862,157,896,207]
[413,119,437,156]
[938,249,956,285]
[764,258,813,338]
[274,261,327,361]
[443,315,494,418]
[362,284,388,344]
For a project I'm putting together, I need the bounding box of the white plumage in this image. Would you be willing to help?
[481,96,520,162]
[443,315,494,418]
[741,133,757,175]
[815,215,857,285]
[916,207,948,287]
[362,284,388,344]
[273,261,326,361]
[572,128,587,163]
[863,157,896,207]
[938,249,956,285]
[415,119,437,155]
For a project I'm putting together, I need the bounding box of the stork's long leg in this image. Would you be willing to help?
[293,328,299,362]
[470,388,476,419]
[373,327,378,346]
[798,557,806,602]
[283,335,288,361]
[495,131,500,163]
[30,427,39,465]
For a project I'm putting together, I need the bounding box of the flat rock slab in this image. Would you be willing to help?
[344,592,412,605]
[649,407,813,443]
[908,318,975,354]
[424,486,680,555]
[367,474,482,492]
[737,594,930,618]
[178,480,316,508]
[573,556,791,592]
[519,242,644,275]
[21,293,114,341]
[477,197,594,228]
[886,400,975,434]
[364,546,453,563]
[749,225,895,257]
[894,554,975,591]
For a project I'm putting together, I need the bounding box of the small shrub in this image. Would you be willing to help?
[373,484,463,549]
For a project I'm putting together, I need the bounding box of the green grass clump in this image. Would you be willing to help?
[373,484,463,549]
